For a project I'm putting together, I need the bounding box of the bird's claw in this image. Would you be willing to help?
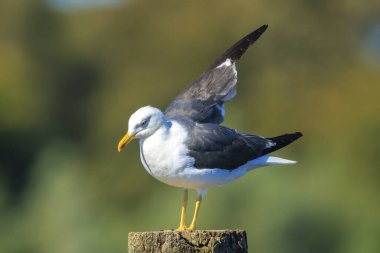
[176,225,197,231]
[187,224,196,231]
[176,225,187,231]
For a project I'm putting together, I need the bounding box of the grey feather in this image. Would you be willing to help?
[174,117,301,170]
[165,25,268,124]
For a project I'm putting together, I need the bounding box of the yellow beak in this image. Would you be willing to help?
[118,132,135,152]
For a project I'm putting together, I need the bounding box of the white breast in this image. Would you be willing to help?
[139,121,195,185]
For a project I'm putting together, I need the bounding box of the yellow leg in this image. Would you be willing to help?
[176,189,188,231]
[188,195,202,230]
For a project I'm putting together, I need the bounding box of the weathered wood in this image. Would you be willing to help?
[128,230,248,253]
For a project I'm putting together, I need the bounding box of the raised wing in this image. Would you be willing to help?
[182,121,302,170]
[165,25,268,124]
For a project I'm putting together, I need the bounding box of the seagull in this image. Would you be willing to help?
[118,25,302,231]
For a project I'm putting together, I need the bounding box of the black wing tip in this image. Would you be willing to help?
[265,131,303,154]
[227,24,269,62]
[209,24,269,69]
[285,131,303,142]
[258,24,269,33]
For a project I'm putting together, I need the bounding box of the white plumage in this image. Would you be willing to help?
[132,106,296,193]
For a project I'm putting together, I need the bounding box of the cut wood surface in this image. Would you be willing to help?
[128,230,248,253]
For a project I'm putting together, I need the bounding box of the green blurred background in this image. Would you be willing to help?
[1,0,380,252]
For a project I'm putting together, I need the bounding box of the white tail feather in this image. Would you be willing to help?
[245,155,296,172]
[265,156,297,165]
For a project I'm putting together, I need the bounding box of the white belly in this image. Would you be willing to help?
[139,121,195,187]
[138,121,297,190]
[138,122,248,190]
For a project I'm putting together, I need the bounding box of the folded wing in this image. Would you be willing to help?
[183,121,302,170]
[165,25,268,124]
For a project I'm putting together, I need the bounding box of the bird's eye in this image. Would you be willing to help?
[141,119,148,126]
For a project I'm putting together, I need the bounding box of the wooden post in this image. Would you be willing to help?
[128,230,248,253]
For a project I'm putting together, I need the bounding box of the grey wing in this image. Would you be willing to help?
[165,25,268,124]
[185,122,275,170]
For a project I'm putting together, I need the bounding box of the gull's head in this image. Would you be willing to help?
[118,106,166,152]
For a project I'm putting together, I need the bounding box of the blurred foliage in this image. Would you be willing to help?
[1,0,380,252]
